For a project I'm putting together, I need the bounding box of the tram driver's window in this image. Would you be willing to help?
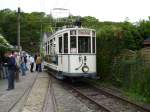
[70,36,77,53]
[64,33,68,53]
[92,37,96,53]
[78,36,91,53]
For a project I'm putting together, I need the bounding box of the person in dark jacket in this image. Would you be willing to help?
[34,54,38,71]
[5,51,16,90]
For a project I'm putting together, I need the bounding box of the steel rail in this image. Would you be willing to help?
[42,75,58,112]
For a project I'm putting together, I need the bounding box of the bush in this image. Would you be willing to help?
[111,55,150,102]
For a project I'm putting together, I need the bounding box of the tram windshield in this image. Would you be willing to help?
[70,36,77,53]
[78,36,91,53]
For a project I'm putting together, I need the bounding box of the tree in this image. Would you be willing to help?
[138,19,150,39]
[121,22,143,50]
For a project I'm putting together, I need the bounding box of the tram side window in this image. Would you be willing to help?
[78,36,91,53]
[64,33,68,53]
[70,36,77,53]
[45,43,47,55]
[48,41,50,55]
[50,40,53,54]
[92,37,96,53]
[59,37,62,53]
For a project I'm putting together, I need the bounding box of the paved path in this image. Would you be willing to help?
[0,71,37,112]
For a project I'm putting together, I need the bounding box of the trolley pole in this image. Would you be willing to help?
[17,7,20,52]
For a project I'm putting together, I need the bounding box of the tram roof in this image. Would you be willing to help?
[49,26,95,38]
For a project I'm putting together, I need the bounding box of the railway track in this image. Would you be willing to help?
[46,70,150,112]
[88,82,150,112]
[43,75,58,112]
[49,74,107,112]
[56,79,149,112]
[69,85,112,112]
[74,81,150,112]
[84,79,150,112]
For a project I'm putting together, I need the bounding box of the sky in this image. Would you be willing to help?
[0,0,149,22]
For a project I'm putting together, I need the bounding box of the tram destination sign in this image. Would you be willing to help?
[78,29,91,36]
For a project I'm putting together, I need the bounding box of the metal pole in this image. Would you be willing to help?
[16,7,21,82]
[17,7,20,52]
[40,23,42,48]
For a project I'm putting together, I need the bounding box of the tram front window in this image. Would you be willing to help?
[78,36,91,53]
[70,36,77,53]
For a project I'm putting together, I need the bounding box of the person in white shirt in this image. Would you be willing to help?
[29,56,34,72]
[14,52,20,82]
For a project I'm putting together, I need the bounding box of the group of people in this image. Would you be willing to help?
[0,51,42,91]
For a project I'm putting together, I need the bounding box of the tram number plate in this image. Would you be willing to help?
[78,30,90,35]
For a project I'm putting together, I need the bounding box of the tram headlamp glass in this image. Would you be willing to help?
[82,66,89,73]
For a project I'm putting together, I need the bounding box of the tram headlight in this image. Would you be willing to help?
[82,66,89,73]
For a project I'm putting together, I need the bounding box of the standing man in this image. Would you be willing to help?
[34,54,38,71]
[36,55,42,72]
[5,51,16,90]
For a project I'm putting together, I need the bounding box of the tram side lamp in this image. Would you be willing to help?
[84,56,87,62]
[79,56,82,62]
[82,66,89,73]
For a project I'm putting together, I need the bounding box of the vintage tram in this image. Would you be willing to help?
[43,26,96,79]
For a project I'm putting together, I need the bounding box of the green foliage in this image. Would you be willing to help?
[111,54,150,102]
[94,19,149,102]
[82,16,100,29]
[138,19,150,39]
[0,9,17,45]
[0,9,52,53]
[0,34,13,51]
[96,25,124,79]
[121,22,143,50]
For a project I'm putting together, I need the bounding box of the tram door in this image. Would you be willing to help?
[58,32,69,72]
[62,33,69,72]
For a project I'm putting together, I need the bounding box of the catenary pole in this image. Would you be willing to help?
[17,7,21,52]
